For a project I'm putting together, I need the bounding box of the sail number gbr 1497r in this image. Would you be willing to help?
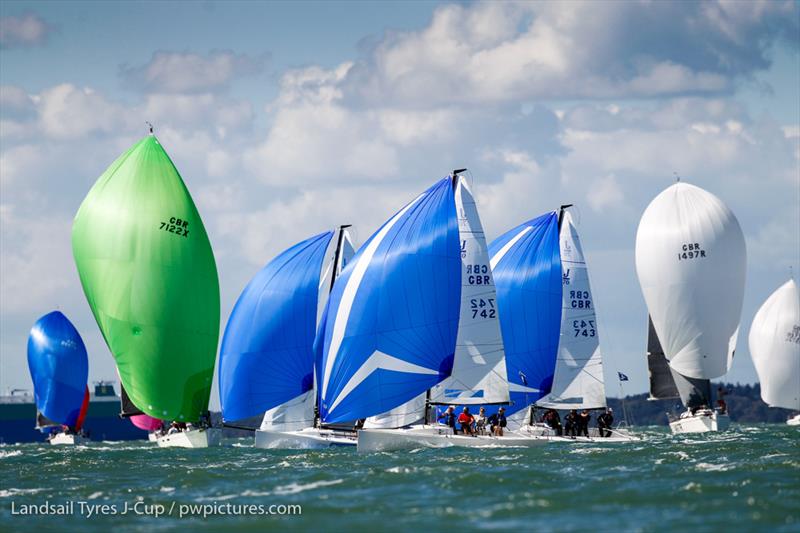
[159,216,190,238]
[678,242,705,260]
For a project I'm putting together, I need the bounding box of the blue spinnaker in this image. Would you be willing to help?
[218,231,334,422]
[489,212,562,415]
[319,178,461,423]
[27,311,89,427]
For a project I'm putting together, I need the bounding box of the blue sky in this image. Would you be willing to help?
[1,1,798,406]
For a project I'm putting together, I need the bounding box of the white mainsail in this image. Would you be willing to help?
[536,211,606,409]
[429,176,509,405]
[260,227,355,431]
[749,279,800,411]
[635,182,746,380]
[362,393,427,429]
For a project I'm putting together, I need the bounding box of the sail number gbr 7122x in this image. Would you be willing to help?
[159,216,190,238]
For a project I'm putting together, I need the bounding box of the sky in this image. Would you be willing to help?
[1,0,798,407]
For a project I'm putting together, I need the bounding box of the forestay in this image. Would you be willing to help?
[318,178,461,423]
[749,279,800,411]
[635,182,746,380]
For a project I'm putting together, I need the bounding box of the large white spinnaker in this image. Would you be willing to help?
[428,176,509,405]
[536,211,606,409]
[749,279,800,411]
[635,182,746,380]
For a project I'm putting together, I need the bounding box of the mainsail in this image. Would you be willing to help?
[27,311,89,429]
[635,182,746,381]
[535,210,606,409]
[488,212,562,415]
[318,177,461,423]
[749,279,800,411]
[429,176,509,405]
[72,135,220,423]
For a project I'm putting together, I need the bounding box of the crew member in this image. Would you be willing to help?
[597,408,614,437]
[457,407,475,436]
[578,410,591,437]
[438,406,457,434]
[488,407,507,436]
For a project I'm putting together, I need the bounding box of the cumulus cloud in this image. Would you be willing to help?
[0,13,50,48]
[121,50,267,93]
[341,0,798,107]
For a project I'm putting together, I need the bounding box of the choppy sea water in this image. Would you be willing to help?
[1,425,797,532]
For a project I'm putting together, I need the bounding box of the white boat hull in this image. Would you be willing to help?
[148,432,159,442]
[357,425,547,453]
[49,432,89,445]
[156,428,221,448]
[254,427,356,449]
[787,414,800,426]
[513,423,639,443]
[669,410,730,434]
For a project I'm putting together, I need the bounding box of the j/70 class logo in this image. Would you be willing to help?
[678,242,705,261]
[159,216,190,238]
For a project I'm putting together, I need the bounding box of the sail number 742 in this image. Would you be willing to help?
[471,298,496,319]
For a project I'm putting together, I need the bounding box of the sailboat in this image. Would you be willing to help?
[72,130,221,448]
[748,279,800,425]
[27,311,90,445]
[315,170,541,452]
[489,207,636,442]
[218,227,357,449]
[635,182,746,434]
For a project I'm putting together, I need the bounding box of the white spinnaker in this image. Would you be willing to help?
[635,182,746,379]
[748,279,800,411]
[537,211,606,409]
[363,393,427,429]
[261,227,356,431]
[429,176,510,405]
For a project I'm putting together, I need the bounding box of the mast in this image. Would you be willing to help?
[329,224,352,293]
[557,204,573,231]
[316,225,351,428]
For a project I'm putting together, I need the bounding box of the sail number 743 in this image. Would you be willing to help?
[573,319,596,337]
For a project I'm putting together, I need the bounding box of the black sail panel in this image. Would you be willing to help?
[647,316,680,400]
[671,371,711,409]
[120,383,145,418]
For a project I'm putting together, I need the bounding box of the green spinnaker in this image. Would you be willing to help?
[72,135,220,422]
